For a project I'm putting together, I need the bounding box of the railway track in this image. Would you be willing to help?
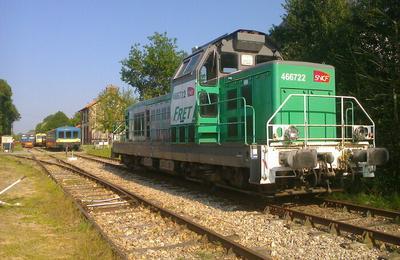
[65,152,400,249]
[24,149,271,259]
[23,149,398,258]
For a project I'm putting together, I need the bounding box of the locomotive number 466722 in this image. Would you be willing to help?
[280,72,306,82]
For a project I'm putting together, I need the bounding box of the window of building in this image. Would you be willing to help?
[227,89,237,110]
[199,92,218,117]
[220,52,238,73]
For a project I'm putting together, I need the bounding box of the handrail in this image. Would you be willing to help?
[266,94,375,147]
[197,95,256,145]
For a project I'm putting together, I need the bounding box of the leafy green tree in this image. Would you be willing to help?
[35,111,71,133]
[120,32,186,99]
[95,86,135,140]
[0,79,20,135]
[70,112,81,126]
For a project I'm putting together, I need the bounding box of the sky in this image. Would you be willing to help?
[0,0,285,133]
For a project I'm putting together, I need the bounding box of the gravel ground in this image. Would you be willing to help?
[45,162,235,259]
[65,157,390,259]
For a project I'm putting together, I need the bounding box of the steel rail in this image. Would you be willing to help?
[265,203,400,246]
[28,153,128,260]
[46,155,270,260]
[319,198,400,219]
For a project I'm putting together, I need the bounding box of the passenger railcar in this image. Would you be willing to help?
[46,126,81,150]
[21,134,35,148]
[112,30,388,195]
[34,133,46,147]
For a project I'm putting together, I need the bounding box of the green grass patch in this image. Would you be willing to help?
[82,144,112,158]
[326,192,400,211]
[0,156,118,259]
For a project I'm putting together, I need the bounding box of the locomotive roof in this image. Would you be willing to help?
[126,93,171,111]
[193,29,279,54]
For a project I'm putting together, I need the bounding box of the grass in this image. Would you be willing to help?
[82,144,113,158]
[0,156,118,259]
[326,192,400,211]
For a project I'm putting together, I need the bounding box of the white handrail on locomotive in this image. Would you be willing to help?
[266,94,375,147]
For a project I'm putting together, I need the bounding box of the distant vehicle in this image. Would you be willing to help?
[21,134,35,148]
[35,133,46,147]
[46,126,81,150]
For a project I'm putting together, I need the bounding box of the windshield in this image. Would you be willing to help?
[175,51,203,78]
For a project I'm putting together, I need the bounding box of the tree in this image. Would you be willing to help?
[120,32,186,99]
[95,86,135,141]
[70,112,81,126]
[0,79,20,135]
[35,111,71,133]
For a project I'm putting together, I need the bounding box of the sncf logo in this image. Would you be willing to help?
[313,70,330,83]
[187,86,195,96]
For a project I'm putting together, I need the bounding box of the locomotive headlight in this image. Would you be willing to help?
[284,126,299,141]
[353,126,369,141]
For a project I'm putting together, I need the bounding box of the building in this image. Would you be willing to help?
[79,99,108,145]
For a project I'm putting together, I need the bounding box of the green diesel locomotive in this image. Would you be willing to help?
[112,29,388,195]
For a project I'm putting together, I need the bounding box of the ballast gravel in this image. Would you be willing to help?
[70,158,383,259]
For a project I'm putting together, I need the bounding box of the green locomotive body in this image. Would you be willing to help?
[113,30,388,195]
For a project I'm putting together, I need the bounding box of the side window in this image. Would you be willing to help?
[199,92,218,117]
[59,131,65,138]
[199,51,218,86]
[73,131,78,138]
[66,131,71,138]
[175,59,190,78]
[220,52,238,73]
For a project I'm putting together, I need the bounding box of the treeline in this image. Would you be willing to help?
[270,0,399,193]
[0,79,20,135]
[35,111,80,133]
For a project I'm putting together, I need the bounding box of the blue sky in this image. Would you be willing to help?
[0,0,285,133]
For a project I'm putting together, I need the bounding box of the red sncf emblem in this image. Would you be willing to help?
[313,70,330,83]
[187,86,195,96]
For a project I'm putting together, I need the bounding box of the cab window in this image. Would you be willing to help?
[199,51,218,86]
[220,52,238,73]
[175,52,202,78]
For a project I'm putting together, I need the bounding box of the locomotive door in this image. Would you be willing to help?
[196,50,219,144]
